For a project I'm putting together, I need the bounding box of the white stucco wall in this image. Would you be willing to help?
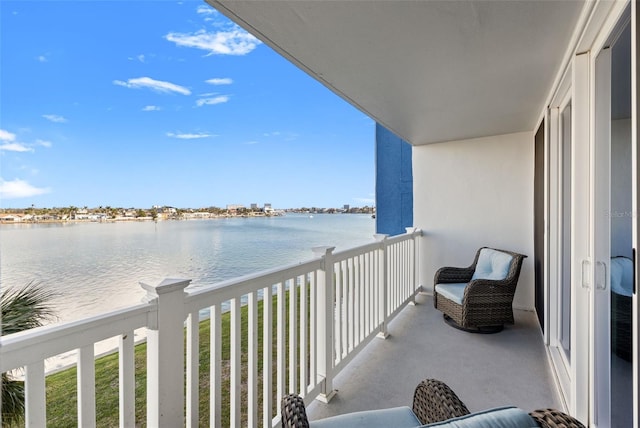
[414,131,535,310]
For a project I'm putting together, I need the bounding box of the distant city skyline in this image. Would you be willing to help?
[0,202,374,211]
[0,1,375,209]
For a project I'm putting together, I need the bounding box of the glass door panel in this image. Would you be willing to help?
[560,101,572,363]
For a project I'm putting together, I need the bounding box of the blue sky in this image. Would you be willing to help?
[0,1,375,209]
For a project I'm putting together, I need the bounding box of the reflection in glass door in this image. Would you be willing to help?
[560,101,572,364]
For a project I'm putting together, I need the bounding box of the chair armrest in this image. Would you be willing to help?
[463,277,517,298]
[434,267,474,284]
[412,379,470,424]
[529,408,585,428]
[281,394,310,428]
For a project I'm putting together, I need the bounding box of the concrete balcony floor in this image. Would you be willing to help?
[307,293,561,421]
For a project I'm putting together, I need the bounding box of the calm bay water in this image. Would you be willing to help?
[1,213,375,325]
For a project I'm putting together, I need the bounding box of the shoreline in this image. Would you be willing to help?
[0,213,284,225]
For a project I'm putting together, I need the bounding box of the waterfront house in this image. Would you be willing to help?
[0,1,637,427]
[0,214,22,223]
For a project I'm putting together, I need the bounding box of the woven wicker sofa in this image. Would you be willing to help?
[433,247,527,333]
[281,379,584,428]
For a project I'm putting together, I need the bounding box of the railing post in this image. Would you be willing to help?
[312,246,337,403]
[374,234,389,338]
[141,278,190,428]
[405,227,419,304]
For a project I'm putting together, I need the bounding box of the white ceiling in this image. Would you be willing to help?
[208,0,586,145]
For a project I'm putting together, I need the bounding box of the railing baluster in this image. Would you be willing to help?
[374,234,389,338]
[248,291,258,428]
[397,243,401,305]
[230,297,241,428]
[78,345,96,428]
[276,281,286,409]
[263,286,273,427]
[119,331,135,428]
[25,360,46,428]
[186,312,199,428]
[335,262,343,361]
[353,258,358,347]
[367,251,373,334]
[299,275,308,396]
[210,305,221,428]
[373,247,379,327]
[359,255,365,342]
[345,259,357,353]
[338,261,344,358]
[289,278,298,395]
[310,272,317,388]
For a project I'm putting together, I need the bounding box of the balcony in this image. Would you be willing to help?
[0,229,559,427]
[305,294,559,422]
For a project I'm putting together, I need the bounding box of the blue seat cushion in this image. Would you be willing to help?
[422,406,536,428]
[435,283,468,304]
[310,406,422,428]
[471,249,513,281]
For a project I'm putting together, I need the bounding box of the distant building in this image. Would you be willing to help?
[250,203,258,210]
[226,204,245,211]
[343,204,350,211]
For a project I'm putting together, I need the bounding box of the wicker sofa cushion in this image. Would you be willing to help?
[309,406,422,428]
[421,406,536,428]
[434,283,467,304]
[471,249,513,281]
[611,256,633,297]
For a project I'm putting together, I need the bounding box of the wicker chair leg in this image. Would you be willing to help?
[529,408,585,428]
[281,394,310,428]
[412,379,470,424]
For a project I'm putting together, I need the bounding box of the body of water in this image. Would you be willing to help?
[1,213,375,325]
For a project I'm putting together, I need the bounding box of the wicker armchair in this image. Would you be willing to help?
[281,379,584,428]
[433,247,526,332]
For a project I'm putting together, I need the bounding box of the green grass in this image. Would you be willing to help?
[37,289,303,427]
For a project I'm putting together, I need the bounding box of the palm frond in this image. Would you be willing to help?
[1,280,58,336]
[1,373,25,426]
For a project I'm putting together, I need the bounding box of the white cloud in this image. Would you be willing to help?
[0,129,16,142]
[206,77,233,85]
[197,5,217,15]
[36,55,48,62]
[165,28,260,56]
[36,139,52,148]
[263,131,282,137]
[244,141,259,145]
[167,132,213,140]
[0,178,50,199]
[0,143,33,152]
[142,105,161,111]
[43,114,68,123]
[196,95,229,107]
[113,77,191,95]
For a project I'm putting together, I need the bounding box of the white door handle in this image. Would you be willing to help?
[595,261,607,290]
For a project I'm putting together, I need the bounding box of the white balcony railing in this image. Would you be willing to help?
[0,228,422,428]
